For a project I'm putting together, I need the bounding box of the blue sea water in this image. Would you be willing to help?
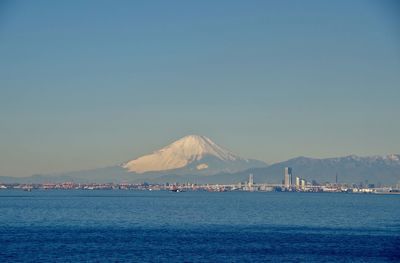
[0,190,399,262]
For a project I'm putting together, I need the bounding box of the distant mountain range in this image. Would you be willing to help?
[201,155,400,185]
[1,135,399,185]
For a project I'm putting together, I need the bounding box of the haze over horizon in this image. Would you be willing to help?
[1,0,400,177]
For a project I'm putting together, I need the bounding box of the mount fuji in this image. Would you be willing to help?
[122,135,267,175]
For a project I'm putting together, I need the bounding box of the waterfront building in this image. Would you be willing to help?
[295,177,300,189]
[284,167,292,188]
[301,179,306,190]
[248,174,254,188]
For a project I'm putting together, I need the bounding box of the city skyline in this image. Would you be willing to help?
[1,1,400,177]
[1,2,399,262]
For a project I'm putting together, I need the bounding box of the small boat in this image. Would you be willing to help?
[171,189,185,192]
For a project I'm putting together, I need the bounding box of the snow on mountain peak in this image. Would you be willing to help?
[122,135,242,173]
[168,135,240,161]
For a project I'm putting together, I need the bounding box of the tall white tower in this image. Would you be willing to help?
[295,176,300,189]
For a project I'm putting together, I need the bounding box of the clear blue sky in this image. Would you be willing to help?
[1,0,399,177]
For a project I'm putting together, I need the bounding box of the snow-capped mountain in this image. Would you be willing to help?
[121,135,267,175]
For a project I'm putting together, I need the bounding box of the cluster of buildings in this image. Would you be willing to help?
[1,167,399,194]
[283,167,307,191]
[280,167,399,194]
